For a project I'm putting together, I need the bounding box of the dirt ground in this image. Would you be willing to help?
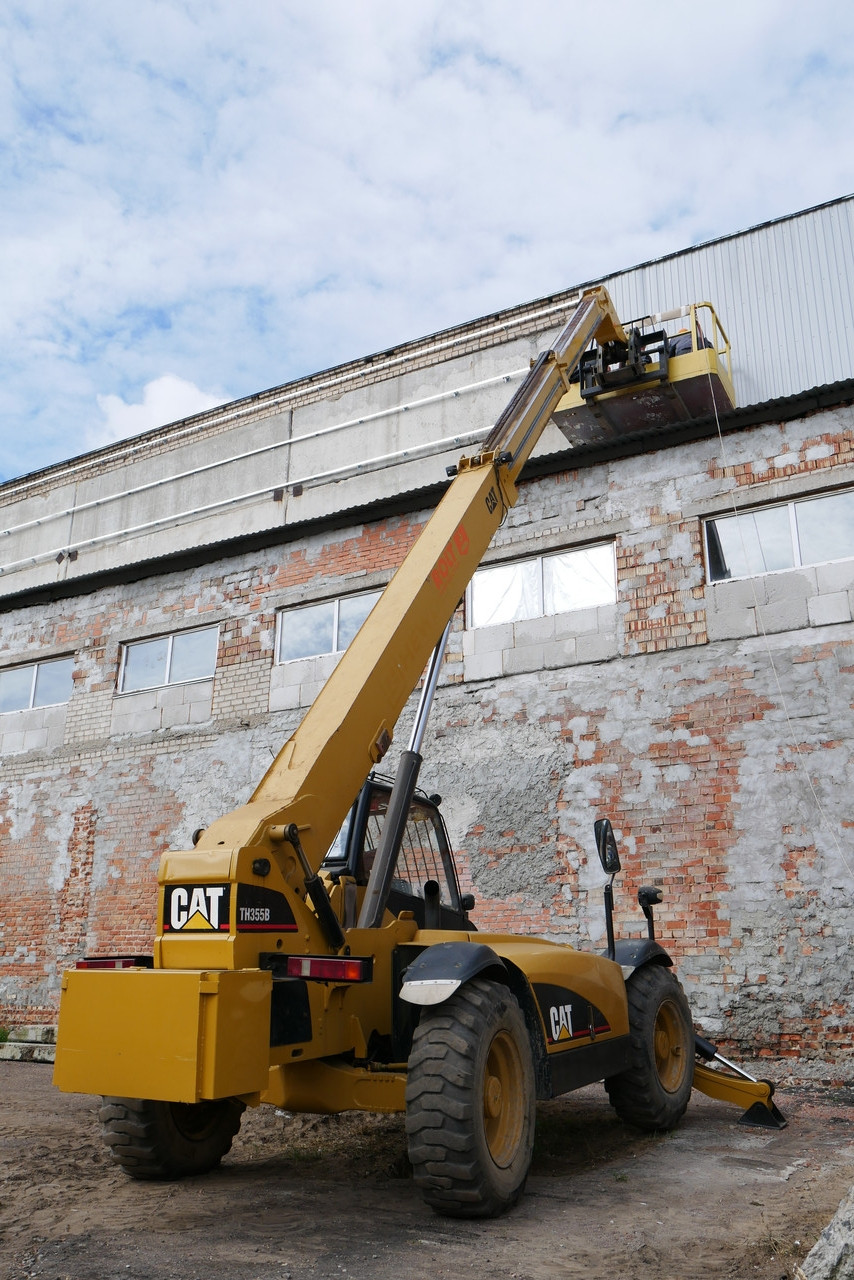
[0,1062,852,1280]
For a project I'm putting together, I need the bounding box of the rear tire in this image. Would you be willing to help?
[99,1096,245,1180]
[405,978,536,1218]
[605,964,694,1131]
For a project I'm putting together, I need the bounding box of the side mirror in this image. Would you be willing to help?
[594,817,621,876]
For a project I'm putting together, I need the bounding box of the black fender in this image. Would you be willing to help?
[611,938,673,976]
[399,941,506,1007]
[399,942,550,1098]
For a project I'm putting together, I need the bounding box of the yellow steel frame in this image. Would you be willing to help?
[670,300,736,407]
[552,299,735,422]
[53,282,785,1131]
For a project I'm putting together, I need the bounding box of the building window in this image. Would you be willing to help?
[119,625,219,693]
[277,590,382,663]
[706,489,854,582]
[0,656,75,713]
[469,544,617,628]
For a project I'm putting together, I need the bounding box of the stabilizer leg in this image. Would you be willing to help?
[693,1036,788,1130]
[738,1099,788,1130]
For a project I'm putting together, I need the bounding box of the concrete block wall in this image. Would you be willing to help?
[461,604,619,681]
[270,652,342,712]
[110,679,215,736]
[706,565,854,640]
[1,404,853,1066]
[0,703,68,757]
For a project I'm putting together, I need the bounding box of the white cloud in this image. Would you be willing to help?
[0,0,852,483]
[92,375,226,448]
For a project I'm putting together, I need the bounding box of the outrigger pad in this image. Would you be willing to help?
[738,1100,788,1130]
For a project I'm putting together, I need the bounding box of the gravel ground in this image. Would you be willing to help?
[1,1061,852,1280]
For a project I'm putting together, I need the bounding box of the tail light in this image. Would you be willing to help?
[286,955,371,982]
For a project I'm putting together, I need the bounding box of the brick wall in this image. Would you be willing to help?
[1,405,852,1064]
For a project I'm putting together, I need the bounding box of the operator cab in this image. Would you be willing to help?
[322,774,476,932]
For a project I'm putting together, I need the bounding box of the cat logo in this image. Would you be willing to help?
[549,1003,576,1043]
[164,884,230,932]
[536,982,612,1046]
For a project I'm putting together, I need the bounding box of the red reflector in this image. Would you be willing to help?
[286,956,369,982]
[75,956,152,970]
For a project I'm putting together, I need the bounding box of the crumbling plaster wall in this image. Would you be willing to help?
[1,405,852,1063]
[425,630,853,1061]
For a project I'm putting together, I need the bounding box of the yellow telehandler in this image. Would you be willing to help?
[54,287,782,1217]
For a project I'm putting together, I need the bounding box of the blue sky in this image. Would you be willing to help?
[2,0,853,483]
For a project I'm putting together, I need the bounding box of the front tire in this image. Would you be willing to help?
[405,978,536,1218]
[605,964,694,1131]
[99,1096,245,1180]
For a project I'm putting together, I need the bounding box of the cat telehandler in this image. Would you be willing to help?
[54,286,784,1217]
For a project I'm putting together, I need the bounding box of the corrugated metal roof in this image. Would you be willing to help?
[596,195,854,409]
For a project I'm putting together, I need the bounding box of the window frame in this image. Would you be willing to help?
[466,541,618,630]
[321,778,470,927]
[275,589,382,665]
[705,488,854,583]
[117,624,220,695]
[0,655,75,714]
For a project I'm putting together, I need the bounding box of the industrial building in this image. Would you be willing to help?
[1,194,852,1063]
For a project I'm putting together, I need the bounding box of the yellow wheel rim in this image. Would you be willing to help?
[654,999,689,1093]
[482,1030,525,1167]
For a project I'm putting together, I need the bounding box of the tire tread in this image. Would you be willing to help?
[605,965,694,1131]
[98,1097,244,1181]
[405,978,535,1218]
